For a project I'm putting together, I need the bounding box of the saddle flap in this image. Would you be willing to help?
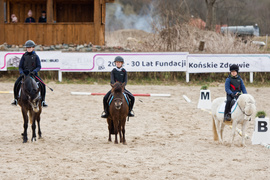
[218,101,238,114]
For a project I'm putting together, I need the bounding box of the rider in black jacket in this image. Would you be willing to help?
[101,56,135,118]
[11,40,48,107]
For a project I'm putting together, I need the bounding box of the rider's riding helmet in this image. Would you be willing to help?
[25,40,36,48]
[229,64,239,73]
[114,56,124,63]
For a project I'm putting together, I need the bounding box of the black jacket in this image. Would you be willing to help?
[38,16,46,23]
[110,67,128,85]
[25,17,36,23]
[19,51,41,75]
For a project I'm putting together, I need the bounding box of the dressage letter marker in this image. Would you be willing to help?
[197,90,211,109]
[71,92,171,97]
[252,117,270,144]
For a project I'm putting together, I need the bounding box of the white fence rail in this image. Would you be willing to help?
[1,52,270,83]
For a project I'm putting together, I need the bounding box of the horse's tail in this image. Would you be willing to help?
[212,116,218,141]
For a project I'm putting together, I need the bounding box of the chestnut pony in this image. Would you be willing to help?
[107,82,129,144]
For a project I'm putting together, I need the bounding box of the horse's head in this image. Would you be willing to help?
[238,94,256,121]
[111,82,125,110]
[111,82,125,94]
[22,74,41,112]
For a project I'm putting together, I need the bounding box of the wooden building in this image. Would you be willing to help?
[0,0,115,45]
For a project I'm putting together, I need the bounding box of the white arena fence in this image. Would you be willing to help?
[1,52,270,83]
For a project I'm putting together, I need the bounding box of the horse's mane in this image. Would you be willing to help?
[24,75,38,100]
[112,82,123,94]
[238,94,255,106]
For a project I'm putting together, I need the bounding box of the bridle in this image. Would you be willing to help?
[238,103,252,117]
[234,94,253,117]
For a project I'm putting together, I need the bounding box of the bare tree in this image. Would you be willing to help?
[205,0,216,30]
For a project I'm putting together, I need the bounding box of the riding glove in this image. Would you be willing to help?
[29,71,35,76]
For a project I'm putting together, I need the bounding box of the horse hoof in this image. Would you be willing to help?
[123,142,127,145]
[31,138,36,142]
[114,141,118,144]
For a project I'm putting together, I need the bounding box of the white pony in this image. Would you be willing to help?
[211,94,256,146]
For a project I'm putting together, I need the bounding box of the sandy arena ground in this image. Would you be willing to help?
[0,82,269,180]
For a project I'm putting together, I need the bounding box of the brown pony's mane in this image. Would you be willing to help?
[23,75,38,100]
[111,82,124,94]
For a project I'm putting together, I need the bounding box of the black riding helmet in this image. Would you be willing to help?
[114,56,124,63]
[230,64,239,73]
[25,40,36,48]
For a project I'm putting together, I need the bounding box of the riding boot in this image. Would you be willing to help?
[224,101,231,122]
[101,101,109,118]
[11,80,20,106]
[41,84,48,107]
[128,98,135,117]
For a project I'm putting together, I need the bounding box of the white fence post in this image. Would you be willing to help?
[58,70,62,82]
[250,72,253,83]
[186,72,189,83]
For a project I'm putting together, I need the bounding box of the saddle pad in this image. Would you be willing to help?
[218,101,238,114]
[108,93,129,106]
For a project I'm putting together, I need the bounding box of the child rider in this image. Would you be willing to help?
[224,64,247,121]
[11,40,48,107]
[101,56,135,118]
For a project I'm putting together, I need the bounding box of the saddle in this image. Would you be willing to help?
[108,93,130,106]
[218,98,238,114]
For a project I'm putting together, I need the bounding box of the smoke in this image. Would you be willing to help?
[106,2,153,32]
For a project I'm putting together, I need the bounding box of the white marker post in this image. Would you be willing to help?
[0,91,13,94]
[197,90,211,109]
[183,95,191,103]
[252,117,270,144]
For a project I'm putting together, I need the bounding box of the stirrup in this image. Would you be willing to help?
[128,110,135,117]
[11,99,18,106]
[224,114,231,122]
[42,101,48,107]
[101,111,109,118]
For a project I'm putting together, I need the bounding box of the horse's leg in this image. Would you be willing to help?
[107,118,112,142]
[31,112,37,142]
[37,114,42,139]
[212,117,219,141]
[214,119,223,144]
[122,120,127,145]
[119,124,123,143]
[241,121,248,147]
[22,108,28,143]
[230,121,237,146]
[220,123,225,142]
[114,121,118,144]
